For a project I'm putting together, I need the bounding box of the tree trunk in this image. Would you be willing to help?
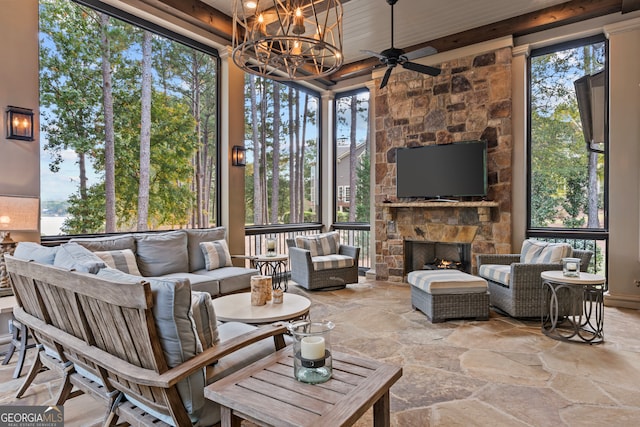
[137,30,152,231]
[288,87,297,222]
[298,93,308,221]
[259,79,269,224]
[99,13,116,233]
[587,151,600,227]
[271,83,281,224]
[249,75,262,224]
[348,94,358,222]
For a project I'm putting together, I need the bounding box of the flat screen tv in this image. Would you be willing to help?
[396,141,488,199]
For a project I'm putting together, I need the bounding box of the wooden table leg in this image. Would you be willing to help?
[220,406,242,427]
[373,390,391,427]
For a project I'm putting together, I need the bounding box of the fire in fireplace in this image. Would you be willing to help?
[423,258,464,270]
[404,240,472,274]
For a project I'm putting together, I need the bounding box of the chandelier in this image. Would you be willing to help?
[232,0,343,81]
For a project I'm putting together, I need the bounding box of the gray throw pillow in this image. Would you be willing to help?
[94,249,142,276]
[134,231,188,276]
[186,227,226,272]
[13,242,58,264]
[53,242,106,274]
[200,240,233,270]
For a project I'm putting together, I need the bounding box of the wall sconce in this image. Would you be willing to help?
[232,145,247,167]
[6,106,34,141]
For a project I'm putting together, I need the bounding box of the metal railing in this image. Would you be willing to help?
[527,231,608,276]
[244,223,372,273]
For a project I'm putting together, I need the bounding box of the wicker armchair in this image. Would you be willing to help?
[286,234,359,291]
[477,247,592,318]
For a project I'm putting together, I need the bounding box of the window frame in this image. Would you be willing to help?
[526,34,609,235]
[332,87,371,225]
[40,0,222,242]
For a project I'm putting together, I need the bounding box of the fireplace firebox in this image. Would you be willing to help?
[404,240,471,275]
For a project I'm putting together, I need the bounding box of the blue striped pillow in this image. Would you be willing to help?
[199,240,232,270]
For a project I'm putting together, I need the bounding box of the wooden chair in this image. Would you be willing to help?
[6,255,287,426]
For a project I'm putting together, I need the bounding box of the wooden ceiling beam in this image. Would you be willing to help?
[330,0,625,82]
[622,0,640,12]
[142,0,234,41]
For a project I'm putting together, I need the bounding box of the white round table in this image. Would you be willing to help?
[213,292,310,325]
[540,270,606,344]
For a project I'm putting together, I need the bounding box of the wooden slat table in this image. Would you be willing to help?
[204,346,402,427]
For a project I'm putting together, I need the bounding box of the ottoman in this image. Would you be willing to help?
[408,270,489,323]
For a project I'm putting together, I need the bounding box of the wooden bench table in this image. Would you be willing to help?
[204,346,402,427]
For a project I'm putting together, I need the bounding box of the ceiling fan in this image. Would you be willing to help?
[361,0,441,89]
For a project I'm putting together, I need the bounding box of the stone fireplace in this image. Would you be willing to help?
[373,46,513,282]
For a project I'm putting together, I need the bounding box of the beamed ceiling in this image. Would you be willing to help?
[145,0,640,85]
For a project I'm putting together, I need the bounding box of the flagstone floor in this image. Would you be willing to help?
[1,278,640,426]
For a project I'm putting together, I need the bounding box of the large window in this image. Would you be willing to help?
[39,0,219,236]
[243,76,321,225]
[334,89,370,223]
[528,35,608,273]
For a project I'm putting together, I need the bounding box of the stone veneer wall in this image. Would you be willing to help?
[374,47,513,282]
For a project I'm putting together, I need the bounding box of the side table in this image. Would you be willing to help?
[251,254,289,291]
[541,270,606,344]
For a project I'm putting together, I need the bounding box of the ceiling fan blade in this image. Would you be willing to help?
[402,46,438,61]
[361,49,387,60]
[402,61,441,77]
[380,67,393,89]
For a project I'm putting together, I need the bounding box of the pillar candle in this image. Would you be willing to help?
[300,336,325,360]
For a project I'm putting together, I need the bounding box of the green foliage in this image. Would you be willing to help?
[355,152,370,222]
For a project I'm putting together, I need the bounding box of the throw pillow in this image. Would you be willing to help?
[520,239,572,264]
[134,231,189,276]
[185,227,227,272]
[295,231,340,257]
[200,240,232,270]
[53,242,106,274]
[13,242,58,265]
[190,291,219,350]
[94,249,142,276]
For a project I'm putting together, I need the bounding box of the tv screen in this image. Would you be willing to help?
[396,141,488,199]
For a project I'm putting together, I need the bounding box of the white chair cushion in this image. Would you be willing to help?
[408,270,488,295]
[312,254,354,271]
[478,264,511,287]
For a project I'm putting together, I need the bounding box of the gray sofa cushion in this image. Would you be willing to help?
[13,242,58,264]
[190,291,219,349]
[186,227,226,272]
[53,243,106,274]
[193,266,257,295]
[96,267,204,424]
[134,231,189,276]
[158,272,220,297]
[70,234,136,252]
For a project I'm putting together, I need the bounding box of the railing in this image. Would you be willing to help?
[527,230,608,276]
[244,223,372,274]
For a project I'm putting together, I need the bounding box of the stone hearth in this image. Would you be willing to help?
[374,47,513,282]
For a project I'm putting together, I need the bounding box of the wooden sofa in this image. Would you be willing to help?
[6,255,287,426]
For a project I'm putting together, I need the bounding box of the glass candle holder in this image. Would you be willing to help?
[562,257,581,277]
[288,320,334,384]
[266,237,277,256]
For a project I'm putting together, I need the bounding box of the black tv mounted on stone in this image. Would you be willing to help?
[396,140,488,200]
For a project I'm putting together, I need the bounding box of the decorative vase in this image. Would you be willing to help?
[288,320,334,384]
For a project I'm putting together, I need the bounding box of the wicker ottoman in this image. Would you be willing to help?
[408,270,489,323]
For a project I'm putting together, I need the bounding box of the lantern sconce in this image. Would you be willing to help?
[232,145,247,167]
[6,106,34,141]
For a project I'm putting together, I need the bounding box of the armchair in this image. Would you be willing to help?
[477,240,593,318]
[286,231,360,290]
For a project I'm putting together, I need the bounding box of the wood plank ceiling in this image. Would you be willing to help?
[147,0,639,84]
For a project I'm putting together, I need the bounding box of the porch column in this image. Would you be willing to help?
[219,46,247,263]
[321,91,335,230]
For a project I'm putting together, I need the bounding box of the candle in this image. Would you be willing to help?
[300,336,325,360]
[267,240,276,250]
[566,262,577,271]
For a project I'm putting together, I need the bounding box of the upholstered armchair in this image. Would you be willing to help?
[286,231,360,290]
[477,240,593,318]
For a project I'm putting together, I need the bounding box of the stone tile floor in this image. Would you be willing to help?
[1,279,640,426]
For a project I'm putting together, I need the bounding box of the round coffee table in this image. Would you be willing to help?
[212,292,310,325]
[541,270,606,344]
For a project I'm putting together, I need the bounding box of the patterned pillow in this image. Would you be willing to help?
[190,291,219,350]
[94,249,142,276]
[520,239,572,264]
[295,231,340,256]
[200,240,233,270]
